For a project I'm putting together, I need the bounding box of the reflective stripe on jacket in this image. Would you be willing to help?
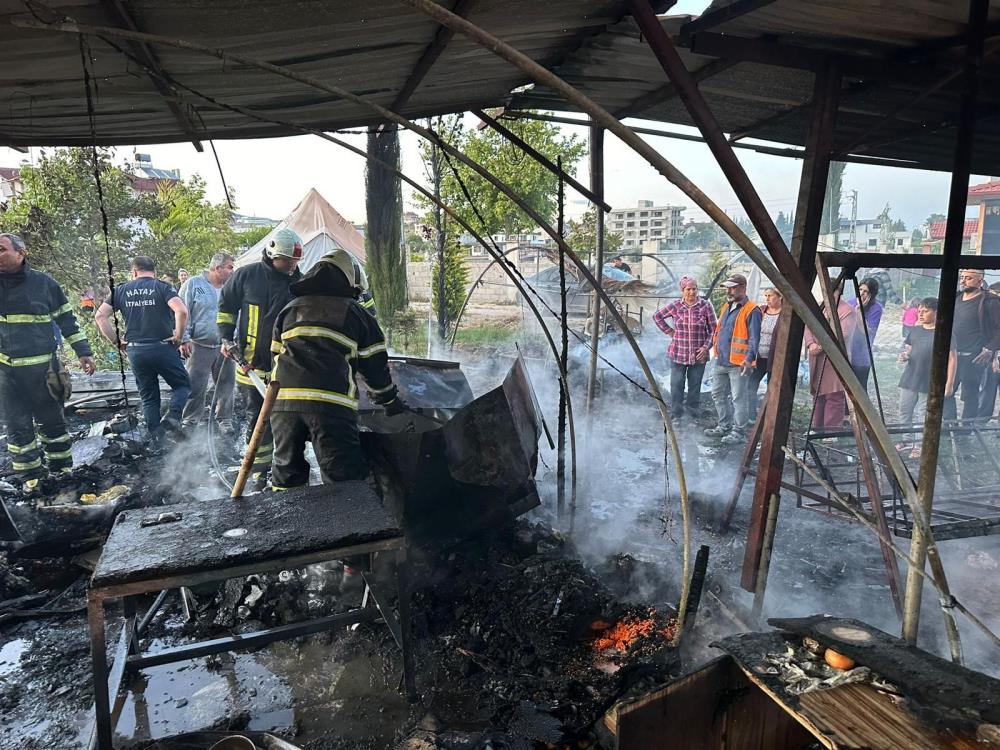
[714,299,758,366]
[0,262,92,365]
[270,262,395,414]
[216,254,301,372]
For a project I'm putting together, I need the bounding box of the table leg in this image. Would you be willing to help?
[88,592,113,750]
[123,596,138,656]
[396,547,416,701]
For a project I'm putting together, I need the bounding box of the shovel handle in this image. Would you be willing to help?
[231,380,280,498]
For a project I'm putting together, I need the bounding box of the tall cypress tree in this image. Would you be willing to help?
[365,128,406,328]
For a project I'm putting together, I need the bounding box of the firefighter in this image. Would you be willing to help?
[269,249,404,489]
[218,228,303,479]
[0,233,96,483]
[355,262,378,318]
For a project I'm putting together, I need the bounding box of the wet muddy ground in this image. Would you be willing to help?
[3,336,1000,749]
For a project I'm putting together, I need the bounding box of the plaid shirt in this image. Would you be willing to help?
[653,298,717,365]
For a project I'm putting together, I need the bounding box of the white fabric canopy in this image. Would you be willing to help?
[235,188,366,272]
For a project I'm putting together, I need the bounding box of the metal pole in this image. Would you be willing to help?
[742,63,841,589]
[557,157,568,516]
[751,493,780,621]
[586,124,606,411]
[903,0,989,650]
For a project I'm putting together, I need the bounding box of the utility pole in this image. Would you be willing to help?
[848,189,858,251]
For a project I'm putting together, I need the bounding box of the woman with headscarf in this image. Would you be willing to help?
[653,275,717,422]
[848,276,884,389]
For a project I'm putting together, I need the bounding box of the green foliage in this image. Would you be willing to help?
[140,176,235,272]
[416,113,586,237]
[704,250,730,310]
[926,212,945,226]
[775,211,795,246]
[0,148,156,296]
[76,312,124,370]
[565,207,623,260]
[431,239,469,330]
[821,161,845,235]
[365,129,406,326]
[386,307,420,353]
[681,222,720,252]
[235,225,273,249]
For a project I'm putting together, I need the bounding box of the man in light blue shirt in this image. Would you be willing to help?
[179,252,236,429]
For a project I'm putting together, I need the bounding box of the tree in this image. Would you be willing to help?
[431,238,468,328]
[0,148,156,296]
[235,225,273,249]
[140,177,235,272]
[365,127,406,329]
[821,161,845,236]
[775,211,794,246]
[421,114,587,237]
[926,212,946,227]
[565,207,623,261]
[681,222,720,252]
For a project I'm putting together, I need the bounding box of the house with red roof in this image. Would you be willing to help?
[968,179,1000,256]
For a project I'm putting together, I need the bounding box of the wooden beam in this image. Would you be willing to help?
[627,1,790,265]
[100,0,203,152]
[614,58,737,119]
[903,0,990,650]
[390,0,475,112]
[679,0,781,40]
[741,63,841,591]
[688,32,939,83]
[510,110,923,169]
[471,109,611,212]
[820,251,1000,271]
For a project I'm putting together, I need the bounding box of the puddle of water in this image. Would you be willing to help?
[0,638,28,678]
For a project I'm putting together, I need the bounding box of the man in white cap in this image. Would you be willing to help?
[268,249,403,490]
[217,228,303,479]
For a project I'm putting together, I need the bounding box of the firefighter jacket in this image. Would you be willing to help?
[0,261,92,367]
[217,252,302,384]
[270,261,396,414]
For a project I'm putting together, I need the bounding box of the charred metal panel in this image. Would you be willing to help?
[361,357,542,546]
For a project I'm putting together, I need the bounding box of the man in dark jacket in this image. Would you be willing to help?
[217,229,303,476]
[0,233,95,482]
[951,269,1000,420]
[269,249,403,489]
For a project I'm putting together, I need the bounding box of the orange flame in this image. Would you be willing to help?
[591,615,675,652]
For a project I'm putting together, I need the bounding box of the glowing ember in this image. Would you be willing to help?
[591,614,675,652]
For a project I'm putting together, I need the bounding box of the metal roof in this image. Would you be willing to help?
[509,0,1000,174]
[2,0,999,175]
[0,0,633,147]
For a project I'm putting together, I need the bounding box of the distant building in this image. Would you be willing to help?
[609,199,684,251]
[129,153,181,195]
[0,166,23,202]
[968,179,1000,255]
[231,213,279,233]
[835,217,911,253]
[924,219,979,254]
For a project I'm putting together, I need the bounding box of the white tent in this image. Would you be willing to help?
[234,187,366,272]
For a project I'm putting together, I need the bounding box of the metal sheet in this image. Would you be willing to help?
[361,356,541,545]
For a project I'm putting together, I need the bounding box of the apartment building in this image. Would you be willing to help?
[608,199,684,250]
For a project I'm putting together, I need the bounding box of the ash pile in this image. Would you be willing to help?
[402,522,679,748]
[139,519,681,749]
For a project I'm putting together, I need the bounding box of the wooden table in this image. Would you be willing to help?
[86,483,412,750]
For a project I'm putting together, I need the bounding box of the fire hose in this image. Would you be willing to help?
[207,341,267,493]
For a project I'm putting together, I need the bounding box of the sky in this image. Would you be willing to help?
[0,0,986,233]
[0,121,973,233]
